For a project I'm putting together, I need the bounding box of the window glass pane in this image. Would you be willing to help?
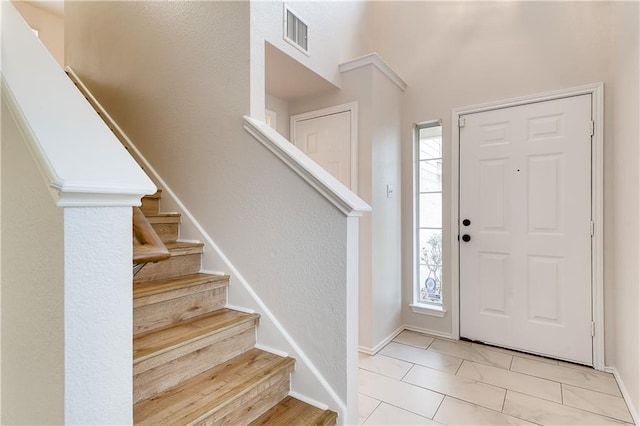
[419,193,442,228]
[419,127,442,159]
[419,159,442,192]
[419,229,442,304]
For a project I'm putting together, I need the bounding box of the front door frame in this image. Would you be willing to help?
[450,83,604,370]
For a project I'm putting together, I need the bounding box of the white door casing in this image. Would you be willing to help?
[291,102,358,191]
[459,94,594,364]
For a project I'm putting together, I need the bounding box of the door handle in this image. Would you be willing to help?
[463,219,471,226]
[462,234,471,242]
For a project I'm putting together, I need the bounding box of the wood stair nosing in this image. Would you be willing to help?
[133,349,296,425]
[133,285,228,336]
[145,213,181,224]
[133,273,230,307]
[133,323,257,404]
[133,309,260,364]
[133,242,204,283]
[249,396,338,426]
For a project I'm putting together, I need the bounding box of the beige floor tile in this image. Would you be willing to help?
[562,384,634,423]
[429,339,513,370]
[359,369,444,419]
[358,393,381,424]
[558,360,604,372]
[403,364,506,412]
[363,402,441,425]
[359,352,413,380]
[503,391,627,425]
[511,357,621,396]
[392,330,435,349]
[380,342,463,374]
[457,360,562,403]
[472,343,559,365]
[434,397,537,425]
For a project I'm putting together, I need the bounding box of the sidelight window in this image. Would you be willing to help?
[415,122,443,307]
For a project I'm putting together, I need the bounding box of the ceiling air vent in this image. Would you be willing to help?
[284,6,308,54]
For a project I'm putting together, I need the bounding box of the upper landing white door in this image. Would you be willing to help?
[459,95,593,365]
[292,110,353,189]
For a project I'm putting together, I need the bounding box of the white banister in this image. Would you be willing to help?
[1,1,155,207]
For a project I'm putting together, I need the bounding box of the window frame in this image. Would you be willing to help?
[411,121,447,317]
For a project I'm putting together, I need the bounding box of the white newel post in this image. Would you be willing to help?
[345,215,361,426]
[63,207,134,424]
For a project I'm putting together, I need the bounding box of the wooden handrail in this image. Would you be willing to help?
[133,206,170,264]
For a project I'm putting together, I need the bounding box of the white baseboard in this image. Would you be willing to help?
[359,326,404,355]
[224,304,255,314]
[255,343,289,358]
[289,390,330,411]
[359,325,457,355]
[604,366,639,425]
[401,324,455,341]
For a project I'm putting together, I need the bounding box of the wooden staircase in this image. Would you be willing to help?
[132,190,337,425]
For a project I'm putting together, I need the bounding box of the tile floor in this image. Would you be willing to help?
[359,331,635,425]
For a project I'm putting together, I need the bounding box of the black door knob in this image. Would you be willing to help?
[462,234,471,242]
[462,219,471,226]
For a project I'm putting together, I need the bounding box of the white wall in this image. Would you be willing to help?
[250,1,371,118]
[65,1,358,416]
[611,1,640,419]
[1,96,65,425]
[11,0,64,67]
[289,59,404,352]
[372,2,615,344]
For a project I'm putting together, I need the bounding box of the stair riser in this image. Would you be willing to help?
[134,287,227,335]
[134,254,201,283]
[151,222,179,243]
[134,324,256,404]
[192,365,293,426]
[141,198,160,215]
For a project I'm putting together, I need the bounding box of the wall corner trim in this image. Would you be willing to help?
[339,52,407,92]
[243,116,371,217]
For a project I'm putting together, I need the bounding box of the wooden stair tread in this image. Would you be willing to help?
[165,241,204,254]
[143,189,162,199]
[134,309,259,362]
[249,396,337,426]
[145,213,181,224]
[133,273,229,300]
[134,349,295,425]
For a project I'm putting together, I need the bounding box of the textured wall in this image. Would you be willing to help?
[65,0,353,405]
[1,97,65,425]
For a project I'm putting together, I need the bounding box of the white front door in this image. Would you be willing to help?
[459,94,593,364]
[292,109,354,189]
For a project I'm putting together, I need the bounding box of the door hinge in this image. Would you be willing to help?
[459,117,466,128]
[590,120,595,136]
[590,221,595,237]
[591,321,596,337]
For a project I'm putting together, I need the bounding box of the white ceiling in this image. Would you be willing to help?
[265,42,338,102]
